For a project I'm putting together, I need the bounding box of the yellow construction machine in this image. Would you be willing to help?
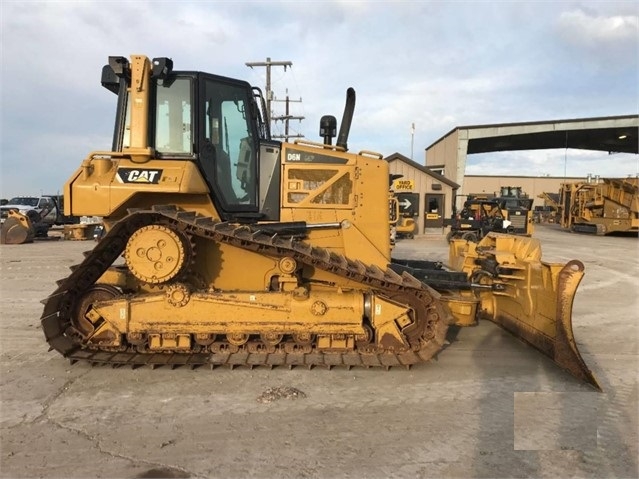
[559,177,638,235]
[395,216,416,239]
[1,200,55,244]
[445,197,506,243]
[496,186,534,236]
[389,184,416,241]
[1,209,36,244]
[40,55,598,389]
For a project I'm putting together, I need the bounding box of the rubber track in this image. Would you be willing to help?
[40,205,449,369]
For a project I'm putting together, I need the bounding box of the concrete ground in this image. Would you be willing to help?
[0,225,637,479]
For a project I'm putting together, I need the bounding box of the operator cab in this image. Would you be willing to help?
[101,56,280,222]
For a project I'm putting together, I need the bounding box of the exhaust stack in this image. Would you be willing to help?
[336,87,356,151]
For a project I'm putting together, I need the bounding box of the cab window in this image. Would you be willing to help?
[155,78,192,154]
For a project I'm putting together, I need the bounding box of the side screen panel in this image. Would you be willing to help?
[259,143,281,221]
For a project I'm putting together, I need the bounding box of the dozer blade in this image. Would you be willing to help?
[0,213,35,244]
[449,233,600,390]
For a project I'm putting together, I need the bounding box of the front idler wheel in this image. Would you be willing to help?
[70,284,121,340]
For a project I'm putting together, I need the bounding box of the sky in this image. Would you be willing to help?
[1,1,638,199]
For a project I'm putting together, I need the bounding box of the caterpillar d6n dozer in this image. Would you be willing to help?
[40,55,599,389]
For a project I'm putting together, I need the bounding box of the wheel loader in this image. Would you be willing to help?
[40,55,599,389]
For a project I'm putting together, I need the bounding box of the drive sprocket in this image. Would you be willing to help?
[124,224,191,284]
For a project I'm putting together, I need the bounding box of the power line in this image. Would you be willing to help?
[272,90,305,141]
[245,57,304,141]
[245,57,292,125]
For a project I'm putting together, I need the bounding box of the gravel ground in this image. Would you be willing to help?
[0,224,637,479]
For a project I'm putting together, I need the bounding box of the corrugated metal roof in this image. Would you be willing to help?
[426,115,639,154]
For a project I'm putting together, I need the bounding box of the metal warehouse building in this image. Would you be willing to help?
[386,115,638,236]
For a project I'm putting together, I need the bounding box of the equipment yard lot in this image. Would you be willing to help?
[1,225,637,479]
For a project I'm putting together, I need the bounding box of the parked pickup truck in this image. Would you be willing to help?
[0,195,78,226]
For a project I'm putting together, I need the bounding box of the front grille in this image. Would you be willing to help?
[509,213,527,230]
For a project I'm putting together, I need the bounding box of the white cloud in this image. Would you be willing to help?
[556,8,639,68]
[558,8,638,44]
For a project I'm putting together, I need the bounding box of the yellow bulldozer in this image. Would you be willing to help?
[40,55,598,389]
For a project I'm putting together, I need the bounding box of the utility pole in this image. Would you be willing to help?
[410,122,415,160]
[272,89,305,141]
[245,57,293,125]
